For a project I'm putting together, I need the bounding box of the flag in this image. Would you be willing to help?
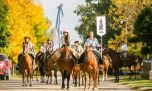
[55,4,64,42]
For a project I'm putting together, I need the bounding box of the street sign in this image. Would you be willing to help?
[96,16,106,36]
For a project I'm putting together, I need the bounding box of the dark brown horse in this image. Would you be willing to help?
[102,46,138,82]
[46,51,60,85]
[57,46,75,90]
[19,46,33,86]
[81,46,99,90]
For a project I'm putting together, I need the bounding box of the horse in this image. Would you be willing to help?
[46,51,60,85]
[35,52,47,83]
[102,46,138,82]
[98,54,110,83]
[57,46,75,90]
[72,64,81,87]
[124,54,138,80]
[102,46,123,83]
[19,45,33,86]
[32,62,39,81]
[80,46,99,90]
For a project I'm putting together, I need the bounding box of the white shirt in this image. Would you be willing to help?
[121,44,128,52]
[85,38,100,50]
[74,45,83,54]
[40,46,46,53]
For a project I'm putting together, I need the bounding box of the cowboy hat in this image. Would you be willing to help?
[24,36,30,39]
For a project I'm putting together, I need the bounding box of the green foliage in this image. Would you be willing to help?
[74,0,115,43]
[75,0,151,57]
[0,0,10,51]
[132,5,152,54]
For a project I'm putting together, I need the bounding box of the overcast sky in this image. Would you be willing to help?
[38,0,85,44]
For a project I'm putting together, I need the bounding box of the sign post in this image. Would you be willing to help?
[96,16,106,58]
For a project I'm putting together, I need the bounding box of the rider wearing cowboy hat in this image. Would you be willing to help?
[73,41,83,56]
[18,36,35,64]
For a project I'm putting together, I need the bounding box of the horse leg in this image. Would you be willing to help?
[102,70,105,81]
[29,70,33,86]
[74,76,77,87]
[88,73,92,89]
[46,71,50,84]
[67,72,70,90]
[36,68,39,81]
[134,65,137,79]
[105,67,108,80]
[93,71,97,90]
[78,73,81,87]
[54,70,58,85]
[84,72,87,91]
[128,66,132,80]
[22,73,25,86]
[61,71,65,90]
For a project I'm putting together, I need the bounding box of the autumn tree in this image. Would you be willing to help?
[0,0,11,52]
[6,0,49,62]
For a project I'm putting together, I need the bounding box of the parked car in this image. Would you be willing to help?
[0,54,12,80]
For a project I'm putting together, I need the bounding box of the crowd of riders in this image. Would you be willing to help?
[18,30,128,66]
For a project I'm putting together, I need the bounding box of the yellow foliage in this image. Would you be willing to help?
[6,0,49,63]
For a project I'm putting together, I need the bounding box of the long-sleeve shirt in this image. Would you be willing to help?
[84,38,100,50]
[61,36,71,46]
[120,44,128,52]
[40,46,46,53]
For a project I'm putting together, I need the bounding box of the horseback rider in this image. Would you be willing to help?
[78,31,103,64]
[120,41,128,60]
[73,41,83,56]
[60,30,77,62]
[46,39,53,53]
[18,36,35,64]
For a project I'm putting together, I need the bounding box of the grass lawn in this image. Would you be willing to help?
[118,75,152,91]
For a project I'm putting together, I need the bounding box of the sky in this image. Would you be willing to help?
[38,0,85,44]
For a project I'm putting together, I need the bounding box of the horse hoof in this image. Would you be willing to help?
[93,87,97,91]
[61,87,65,90]
[67,87,70,90]
[29,84,33,87]
[22,84,25,86]
[25,84,27,86]
[49,82,52,84]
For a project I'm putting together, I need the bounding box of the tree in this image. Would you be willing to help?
[0,0,11,52]
[75,0,151,56]
[130,5,152,54]
[6,0,49,62]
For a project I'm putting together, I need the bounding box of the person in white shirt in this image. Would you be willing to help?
[120,41,128,59]
[73,41,83,56]
[78,32,103,64]
[18,36,35,64]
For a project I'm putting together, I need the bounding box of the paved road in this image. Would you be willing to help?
[0,75,135,91]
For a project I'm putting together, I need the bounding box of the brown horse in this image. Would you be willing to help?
[98,54,110,83]
[46,51,60,85]
[72,64,81,87]
[102,46,123,83]
[57,46,75,90]
[125,54,138,80]
[81,46,98,90]
[19,46,33,86]
[102,46,138,82]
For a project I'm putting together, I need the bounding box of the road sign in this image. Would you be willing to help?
[96,16,106,36]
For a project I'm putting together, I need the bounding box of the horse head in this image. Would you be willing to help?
[61,46,71,61]
[102,45,109,55]
[84,46,92,62]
